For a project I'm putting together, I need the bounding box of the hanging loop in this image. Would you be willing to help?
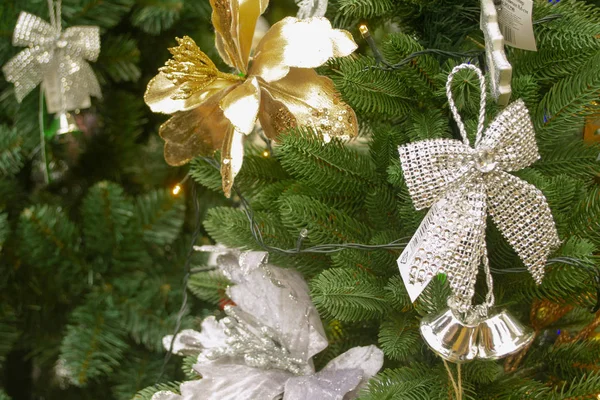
[445,64,487,147]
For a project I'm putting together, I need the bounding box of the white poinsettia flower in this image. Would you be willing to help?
[153,247,383,400]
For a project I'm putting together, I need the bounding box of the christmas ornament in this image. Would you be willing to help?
[144,0,358,198]
[154,247,383,400]
[421,308,534,362]
[480,0,512,106]
[2,0,102,116]
[53,111,79,136]
[296,0,328,18]
[397,64,560,362]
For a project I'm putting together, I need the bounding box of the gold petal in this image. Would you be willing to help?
[221,127,245,198]
[145,72,235,114]
[257,88,298,140]
[220,77,261,135]
[160,87,236,166]
[210,0,268,73]
[210,0,243,71]
[250,17,357,83]
[238,0,269,68]
[259,68,358,141]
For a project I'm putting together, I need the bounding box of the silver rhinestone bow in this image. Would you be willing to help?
[2,3,101,113]
[397,64,560,313]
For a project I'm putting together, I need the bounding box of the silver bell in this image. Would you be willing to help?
[54,111,79,135]
[421,308,535,363]
[476,310,535,360]
[420,308,479,363]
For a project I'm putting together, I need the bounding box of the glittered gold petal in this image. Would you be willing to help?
[210,0,268,73]
[250,17,357,83]
[257,88,298,140]
[260,68,358,141]
[220,77,261,135]
[160,87,236,166]
[221,126,245,198]
[210,0,243,71]
[145,73,236,114]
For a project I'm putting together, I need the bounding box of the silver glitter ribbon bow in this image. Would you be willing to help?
[2,1,101,113]
[397,64,560,314]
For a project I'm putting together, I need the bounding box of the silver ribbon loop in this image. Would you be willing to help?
[2,10,101,111]
[397,64,560,312]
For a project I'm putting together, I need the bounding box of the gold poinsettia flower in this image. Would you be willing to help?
[144,0,358,197]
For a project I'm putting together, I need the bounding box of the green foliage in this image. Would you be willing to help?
[17,205,81,270]
[382,32,441,96]
[358,364,472,400]
[97,35,142,84]
[0,212,9,253]
[311,268,388,321]
[135,189,185,246]
[337,0,397,19]
[0,311,20,367]
[109,351,176,400]
[187,270,230,305]
[63,0,135,29]
[133,382,181,400]
[82,182,135,255]
[0,125,24,177]
[326,56,414,117]
[537,52,600,141]
[278,128,377,193]
[60,294,128,387]
[378,315,421,361]
[131,0,184,35]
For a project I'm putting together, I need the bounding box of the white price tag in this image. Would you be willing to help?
[497,0,537,51]
[397,202,444,302]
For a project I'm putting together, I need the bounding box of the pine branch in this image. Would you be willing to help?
[536,52,600,141]
[97,35,142,84]
[60,294,128,387]
[326,56,414,118]
[62,0,135,30]
[279,195,372,245]
[110,351,176,400]
[131,0,184,35]
[0,125,24,177]
[311,268,388,321]
[378,315,422,361]
[0,212,8,253]
[382,32,441,95]
[278,128,378,194]
[135,189,185,247]
[337,0,397,18]
[17,205,82,270]
[134,382,181,400]
[187,270,230,305]
[82,181,135,256]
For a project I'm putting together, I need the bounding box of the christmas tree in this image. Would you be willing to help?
[1,0,600,399]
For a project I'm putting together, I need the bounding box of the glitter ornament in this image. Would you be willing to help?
[480,0,512,106]
[2,1,101,115]
[397,64,560,362]
[144,0,358,198]
[154,246,383,400]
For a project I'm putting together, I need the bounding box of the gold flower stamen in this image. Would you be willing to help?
[160,36,243,100]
